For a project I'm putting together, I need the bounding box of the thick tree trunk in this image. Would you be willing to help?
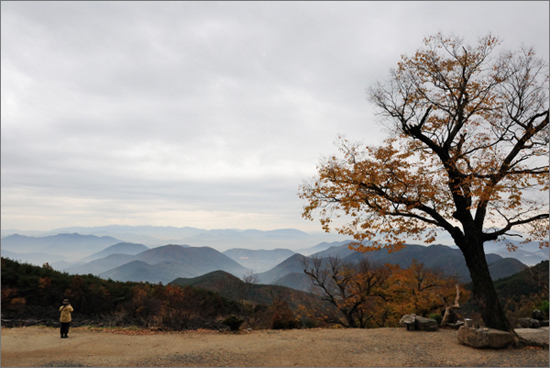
[459,237,512,332]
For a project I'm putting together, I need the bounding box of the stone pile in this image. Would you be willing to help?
[517,309,549,329]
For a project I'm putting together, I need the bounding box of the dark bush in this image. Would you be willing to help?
[223,315,244,331]
[272,318,299,330]
[428,313,442,325]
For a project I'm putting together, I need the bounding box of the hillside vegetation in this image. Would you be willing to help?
[2,256,547,331]
[1,257,321,330]
[171,270,323,311]
[1,257,242,330]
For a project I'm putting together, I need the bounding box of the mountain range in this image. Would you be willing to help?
[1,228,547,293]
[70,244,250,283]
[80,242,151,262]
[222,248,296,273]
[1,225,348,251]
[1,233,121,262]
[322,242,528,282]
[252,243,532,292]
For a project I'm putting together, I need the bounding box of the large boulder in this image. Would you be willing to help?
[415,316,438,331]
[458,326,516,349]
[399,314,415,327]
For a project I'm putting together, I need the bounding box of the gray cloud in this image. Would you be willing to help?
[2,1,548,231]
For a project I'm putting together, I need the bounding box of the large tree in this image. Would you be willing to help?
[299,34,549,332]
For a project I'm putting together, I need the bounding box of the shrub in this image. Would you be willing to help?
[429,313,442,325]
[223,316,244,331]
[272,318,299,330]
[271,300,299,329]
[539,300,549,318]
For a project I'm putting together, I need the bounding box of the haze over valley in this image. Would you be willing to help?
[2,225,547,291]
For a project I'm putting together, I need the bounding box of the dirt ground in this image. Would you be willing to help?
[1,326,548,367]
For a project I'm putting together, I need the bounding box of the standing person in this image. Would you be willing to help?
[59,299,73,338]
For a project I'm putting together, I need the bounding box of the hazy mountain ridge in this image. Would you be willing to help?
[1,233,121,263]
[66,253,138,275]
[99,260,188,284]
[332,243,528,283]
[1,226,347,251]
[222,248,296,273]
[80,242,150,262]
[1,228,544,288]
[257,253,308,284]
[272,272,312,292]
[76,244,250,283]
[0,249,66,266]
[250,243,531,292]
[295,240,352,256]
[492,249,548,266]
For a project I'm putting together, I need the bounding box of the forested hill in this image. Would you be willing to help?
[171,270,323,310]
[493,260,549,301]
[1,257,242,330]
[0,257,317,331]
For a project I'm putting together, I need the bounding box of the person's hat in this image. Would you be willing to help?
[63,299,69,305]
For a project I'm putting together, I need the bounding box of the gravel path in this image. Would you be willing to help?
[1,326,548,367]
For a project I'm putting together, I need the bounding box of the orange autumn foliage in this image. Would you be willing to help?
[384,261,469,319]
[301,257,466,328]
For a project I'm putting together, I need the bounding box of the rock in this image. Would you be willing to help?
[518,318,531,328]
[447,321,464,329]
[414,316,438,331]
[457,326,516,349]
[540,320,549,327]
[399,314,438,331]
[515,327,550,348]
[520,318,542,328]
[532,310,546,321]
[399,314,415,327]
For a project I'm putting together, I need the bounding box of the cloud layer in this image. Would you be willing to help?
[2,2,549,231]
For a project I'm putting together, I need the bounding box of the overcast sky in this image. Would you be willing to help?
[2,1,549,233]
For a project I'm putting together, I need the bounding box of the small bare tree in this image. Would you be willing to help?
[301,256,389,328]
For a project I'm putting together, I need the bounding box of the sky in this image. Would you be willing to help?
[2,1,549,233]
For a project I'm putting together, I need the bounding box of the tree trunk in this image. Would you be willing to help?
[460,237,512,332]
[344,310,357,328]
